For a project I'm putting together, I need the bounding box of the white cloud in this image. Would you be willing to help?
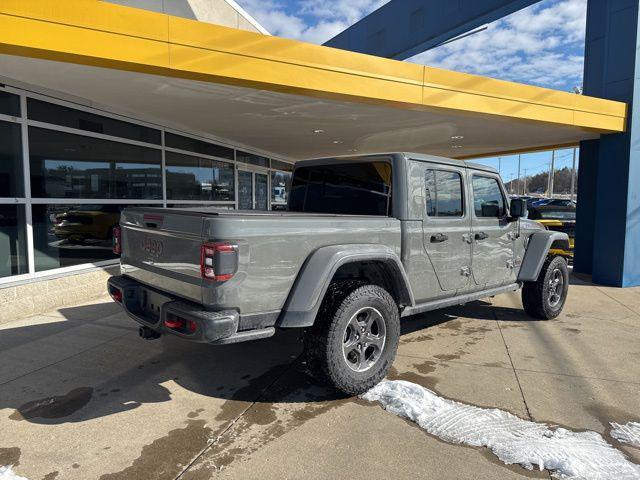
[236,0,388,44]
[236,0,586,91]
[410,0,587,90]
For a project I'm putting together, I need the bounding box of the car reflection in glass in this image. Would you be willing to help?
[52,205,121,248]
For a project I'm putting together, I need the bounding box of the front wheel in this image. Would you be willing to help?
[304,282,400,396]
[522,255,569,320]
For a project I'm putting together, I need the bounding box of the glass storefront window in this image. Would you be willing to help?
[27,99,161,145]
[237,151,269,168]
[270,159,294,172]
[32,203,133,272]
[166,152,235,201]
[29,127,162,199]
[165,133,234,161]
[0,204,28,278]
[0,91,20,117]
[271,171,292,208]
[0,120,24,197]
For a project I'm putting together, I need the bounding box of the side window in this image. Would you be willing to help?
[424,169,464,217]
[472,176,506,218]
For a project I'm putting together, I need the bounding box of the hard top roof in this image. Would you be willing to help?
[297,152,499,174]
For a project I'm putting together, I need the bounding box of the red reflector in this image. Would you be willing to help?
[113,226,122,255]
[164,317,185,330]
[164,317,197,334]
[186,319,197,333]
[110,288,123,303]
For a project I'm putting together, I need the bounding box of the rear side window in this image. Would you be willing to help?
[424,169,464,217]
[472,175,506,218]
[289,161,392,215]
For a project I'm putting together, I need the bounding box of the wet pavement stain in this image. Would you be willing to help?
[0,447,20,466]
[414,360,437,375]
[187,408,205,419]
[400,333,434,344]
[183,368,350,477]
[440,319,463,329]
[213,364,291,424]
[433,351,467,362]
[98,419,215,480]
[482,362,508,368]
[9,387,94,421]
[563,327,581,335]
[388,366,439,391]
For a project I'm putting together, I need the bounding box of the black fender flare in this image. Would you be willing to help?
[277,244,414,328]
[518,231,570,282]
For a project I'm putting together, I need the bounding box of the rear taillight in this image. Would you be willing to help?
[113,226,122,254]
[109,286,123,303]
[201,242,238,282]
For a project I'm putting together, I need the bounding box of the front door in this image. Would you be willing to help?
[469,173,516,287]
[238,169,270,211]
[421,165,472,292]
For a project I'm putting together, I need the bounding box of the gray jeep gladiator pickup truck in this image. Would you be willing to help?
[108,153,570,395]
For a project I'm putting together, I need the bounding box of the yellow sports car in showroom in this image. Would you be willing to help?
[527,203,576,260]
[53,205,121,244]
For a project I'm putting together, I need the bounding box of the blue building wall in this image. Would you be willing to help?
[324,0,541,60]
[575,0,640,287]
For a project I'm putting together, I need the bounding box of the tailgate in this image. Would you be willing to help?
[119,209,204,303]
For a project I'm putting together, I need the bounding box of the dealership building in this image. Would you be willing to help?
[0,0,635,321]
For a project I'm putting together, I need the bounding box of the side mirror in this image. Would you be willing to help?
[509,198,528,220]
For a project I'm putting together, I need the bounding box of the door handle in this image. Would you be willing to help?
[475,232,489,241]
[430,233,449,243]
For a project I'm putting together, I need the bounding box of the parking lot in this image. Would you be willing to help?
[1,273,638,480]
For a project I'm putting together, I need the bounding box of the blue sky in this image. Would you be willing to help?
[235,0,586,184]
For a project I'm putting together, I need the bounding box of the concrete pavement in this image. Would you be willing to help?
[0,273,638,479]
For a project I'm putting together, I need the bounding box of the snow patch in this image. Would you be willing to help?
[0,466,29,480]
[611,422,640,449]
[362,380,640,479]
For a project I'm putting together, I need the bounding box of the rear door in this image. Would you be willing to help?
[469,173,516,287]
[422,164,472,292]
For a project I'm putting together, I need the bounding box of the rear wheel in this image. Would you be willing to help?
[304,281,400,396]
[522,255,569,319]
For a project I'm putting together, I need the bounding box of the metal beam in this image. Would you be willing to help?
[324,0,542,60]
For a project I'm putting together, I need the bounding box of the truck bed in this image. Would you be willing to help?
[119,207,402,317]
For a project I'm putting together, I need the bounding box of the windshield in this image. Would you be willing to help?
[289,161,392,216]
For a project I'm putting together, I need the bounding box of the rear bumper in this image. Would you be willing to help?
[107,275,241,344]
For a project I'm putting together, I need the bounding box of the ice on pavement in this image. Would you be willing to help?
[362,380,640,479]
[0,466,28,480]
[611,422,640,448]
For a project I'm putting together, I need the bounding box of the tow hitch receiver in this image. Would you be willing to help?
[139,326,162,340]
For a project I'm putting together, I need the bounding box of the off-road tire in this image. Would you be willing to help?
[304,281,400,396]
[522,255,569,320]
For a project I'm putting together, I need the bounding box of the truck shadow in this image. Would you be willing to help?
[0,295,560,427]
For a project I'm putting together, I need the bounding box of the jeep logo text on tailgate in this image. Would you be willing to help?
[141,238,164,258]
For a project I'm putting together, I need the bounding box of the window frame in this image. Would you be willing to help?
[0,84,295,286]
[471,173,509,220]
[424,167,466,219]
